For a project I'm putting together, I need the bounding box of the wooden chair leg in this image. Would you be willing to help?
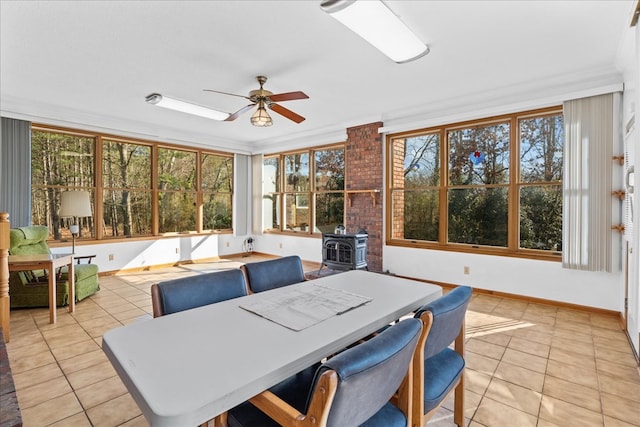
[453,377,464,427]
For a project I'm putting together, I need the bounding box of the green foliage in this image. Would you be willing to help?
[519,186,562,250]
[391,111,563,253]
[315,148,345,190]
[32,129,235,238]
[402,190,439,241]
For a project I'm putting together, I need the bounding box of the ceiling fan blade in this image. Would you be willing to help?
[269,103,305,123]
[269,91,309,102]
[225,104,256,121]
[203,89,250,100]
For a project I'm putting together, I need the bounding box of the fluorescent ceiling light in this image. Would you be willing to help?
[320,0,429,64]
[145,93,229,121]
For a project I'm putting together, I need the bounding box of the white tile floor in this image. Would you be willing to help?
[5,255,640,426]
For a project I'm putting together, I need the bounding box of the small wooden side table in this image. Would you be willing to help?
[7,254,75,324]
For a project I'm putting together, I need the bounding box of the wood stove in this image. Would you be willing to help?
[320,232,368,272]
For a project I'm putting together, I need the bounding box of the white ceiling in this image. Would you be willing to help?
[0,1,636,154]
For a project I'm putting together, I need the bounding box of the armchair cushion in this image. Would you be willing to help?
[9,226,49,254]
[8,226,100,308]
[242,255,306,293]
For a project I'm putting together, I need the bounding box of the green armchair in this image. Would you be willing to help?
[9,226,100,308]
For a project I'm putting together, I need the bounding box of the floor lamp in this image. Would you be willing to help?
[59,191,92,254]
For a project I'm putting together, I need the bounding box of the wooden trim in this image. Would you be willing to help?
[385,106,564,261]
[95,135,105,241]
[196,151,203,233]
[150,284,163,318]
[248,370,338,427]
[385,239,562,262]
[32,122,234,241]
[0,213,10,342]
[265,144,346,233]
[396,274,622,319]
[346,189,380,207]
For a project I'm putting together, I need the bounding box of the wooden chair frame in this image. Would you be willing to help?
[219,366,414,427]
[411,311,465,427]
[150,283,163,318]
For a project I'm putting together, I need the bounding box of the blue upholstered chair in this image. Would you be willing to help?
[412,286,472,427]
[227,318,423,427]
[240,255,306,293]
[150,269,248,317]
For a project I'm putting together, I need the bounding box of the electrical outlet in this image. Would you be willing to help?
[108,254,114,261]
[279,243,283,249]
[226,241,230,247]
[464,266,470,275]
[175,248,179,254]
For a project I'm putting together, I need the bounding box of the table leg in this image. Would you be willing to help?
[68,260,75,314]
[48,263,56,324]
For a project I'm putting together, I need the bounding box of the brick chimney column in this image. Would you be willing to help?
[345,122,383,272]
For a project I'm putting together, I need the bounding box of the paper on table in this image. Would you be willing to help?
[239,284,373,331]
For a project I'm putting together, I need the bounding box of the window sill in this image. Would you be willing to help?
[47,230,233,247]
[385,239,562,262]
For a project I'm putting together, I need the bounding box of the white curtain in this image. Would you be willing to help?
[562,92,621,272]
[251,153,263,235]
[233,154,250,236]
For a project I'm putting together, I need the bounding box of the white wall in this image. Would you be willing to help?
[383,246,623,311]
[618,8,640,356]
[252,229,625,312]
[253,233,323,264]
[50,233,249,273]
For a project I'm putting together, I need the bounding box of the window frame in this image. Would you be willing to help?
[31,124,234,243]
[264,143,345,236]
[385,106,563,261]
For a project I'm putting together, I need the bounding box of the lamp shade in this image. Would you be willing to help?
[250,101,273,127]
[59,191,92,218]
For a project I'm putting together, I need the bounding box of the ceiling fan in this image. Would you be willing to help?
[204,76,308,127]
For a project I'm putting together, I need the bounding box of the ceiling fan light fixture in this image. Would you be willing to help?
[320,0,429,64]
[145,93,229,121]
[250,102,273,127]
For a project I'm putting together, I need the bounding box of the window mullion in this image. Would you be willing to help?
[151,145,159,236]
[95,135,104,240]
[508,116,519,250]
[439,128,448,244]
[196,151,203,233]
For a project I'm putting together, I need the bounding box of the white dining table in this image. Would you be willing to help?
[102,270,442,427]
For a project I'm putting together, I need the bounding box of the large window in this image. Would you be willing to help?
[201,153,233,231]
[387,107,563,259]
[32,128,96,241]
[31,125,234,241]
[158,147,197,233]
[102,139,152,237]
[264,145,344,234]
